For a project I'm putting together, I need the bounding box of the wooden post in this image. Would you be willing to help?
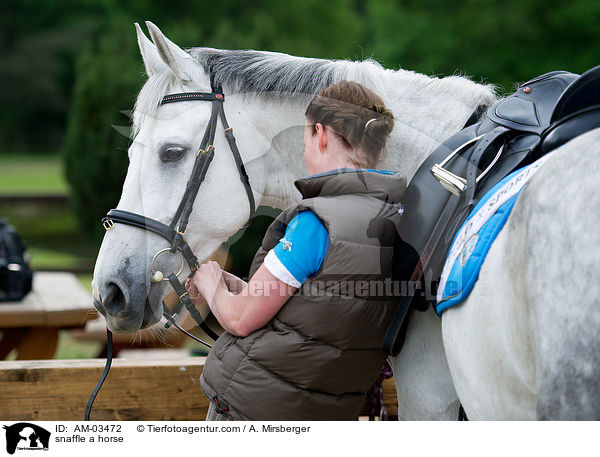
[0,358,397,420]
[0,358,208,421]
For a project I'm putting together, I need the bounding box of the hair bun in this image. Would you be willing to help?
[364,118,378,130]
[305,80,394,168]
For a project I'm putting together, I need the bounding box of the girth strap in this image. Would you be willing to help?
[383,193,464,355]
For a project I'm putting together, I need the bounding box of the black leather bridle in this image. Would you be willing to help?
[85,84,255,420]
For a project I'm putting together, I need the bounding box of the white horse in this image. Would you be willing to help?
[92,22,600,420]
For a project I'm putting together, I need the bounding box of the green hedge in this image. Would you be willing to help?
[62,18,142,243]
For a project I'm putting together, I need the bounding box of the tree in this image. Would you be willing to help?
[364,0,600,94]
[63,17,142,243]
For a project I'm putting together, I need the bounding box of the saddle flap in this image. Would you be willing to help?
[487,71,579,134]
[493,97,539,128]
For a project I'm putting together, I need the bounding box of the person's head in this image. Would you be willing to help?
[303,80,394,174]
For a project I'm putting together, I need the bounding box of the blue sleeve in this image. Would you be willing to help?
[268,210,330,286]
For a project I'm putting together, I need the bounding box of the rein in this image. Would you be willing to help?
[85,85,255,420]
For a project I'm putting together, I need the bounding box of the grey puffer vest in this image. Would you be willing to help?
[200,169,406,420]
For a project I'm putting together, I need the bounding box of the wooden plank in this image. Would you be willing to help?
[0,290,46,327]
[0,272,96,327]
[0,358,398,420]
[117,349,190,359]
[0,358,208,421]
[14,328,59,360]
[0,329,28,359]
[35,273,96,326]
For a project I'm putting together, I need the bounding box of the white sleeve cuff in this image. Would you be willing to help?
[264,249,302,288]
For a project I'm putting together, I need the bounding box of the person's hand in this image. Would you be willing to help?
[184,277,206,307]
[186,261,224,304]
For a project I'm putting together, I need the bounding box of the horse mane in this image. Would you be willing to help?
[132,48,496,138]
[188,48,386,96]
[132,49,393,137]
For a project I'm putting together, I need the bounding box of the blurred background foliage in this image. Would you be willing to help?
[1,0,600,278]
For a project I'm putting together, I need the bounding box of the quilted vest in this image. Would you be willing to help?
[200,169,406,420]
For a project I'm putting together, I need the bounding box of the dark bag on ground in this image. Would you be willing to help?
[0,218,33,301]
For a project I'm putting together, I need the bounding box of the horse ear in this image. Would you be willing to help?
[145,21,194,83]
[135,22,165,77]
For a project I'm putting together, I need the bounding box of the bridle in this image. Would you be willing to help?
[85,83,255,420]
[101,84,255,341]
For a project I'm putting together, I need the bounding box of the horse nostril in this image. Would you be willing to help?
[103,282,128,316]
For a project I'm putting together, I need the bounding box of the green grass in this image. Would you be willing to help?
[55,330,102,359]
[0,153,68,194]
[29,247,84,270]
[77,274,93,292]
[0,152,98,273]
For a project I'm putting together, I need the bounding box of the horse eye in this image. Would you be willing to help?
[159,145,187,162]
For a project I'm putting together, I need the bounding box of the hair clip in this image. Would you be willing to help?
[364,118,377,130]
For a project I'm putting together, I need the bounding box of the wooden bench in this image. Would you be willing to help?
[0,272,97,359]
[0,358,398,420]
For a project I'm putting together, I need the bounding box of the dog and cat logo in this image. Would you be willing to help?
[2,423,50,454]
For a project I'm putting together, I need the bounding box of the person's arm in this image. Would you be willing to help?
[188,261,297,337]
[188,211,329,337]
[221,270,247,294]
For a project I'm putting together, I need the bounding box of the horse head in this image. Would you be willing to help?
[92,22,270,333]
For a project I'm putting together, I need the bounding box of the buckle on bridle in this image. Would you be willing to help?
[102,218,115,231]
[197,144,215,157]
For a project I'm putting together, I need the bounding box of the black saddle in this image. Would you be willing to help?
[384,64,600,356]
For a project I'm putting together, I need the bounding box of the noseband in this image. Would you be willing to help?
[86,84,255,420]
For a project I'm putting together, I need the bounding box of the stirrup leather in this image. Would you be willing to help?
[431,134,505,196]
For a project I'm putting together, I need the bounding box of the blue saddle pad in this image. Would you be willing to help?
[435,151,555,315]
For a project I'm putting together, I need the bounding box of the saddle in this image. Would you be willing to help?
[384,64,600,355]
